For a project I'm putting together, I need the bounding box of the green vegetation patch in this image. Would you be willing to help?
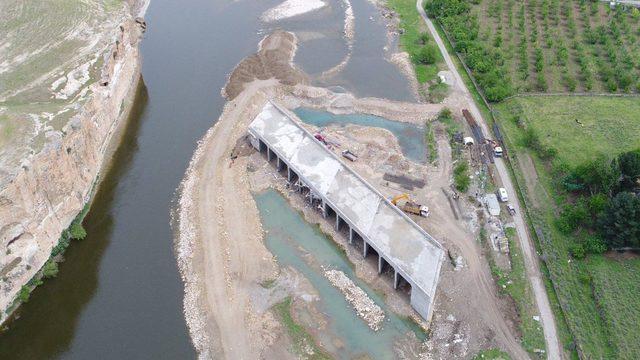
[504,229,546,353]
[494,95,640,359]
[496,96,640,165]
[428,0,640,94]
[588,256,640,359]
[272,297,331,359]
[387,0,443,83]
[425,122,438,163]
[473,348,512,360]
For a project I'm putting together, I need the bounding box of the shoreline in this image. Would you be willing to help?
[0,2,147,326]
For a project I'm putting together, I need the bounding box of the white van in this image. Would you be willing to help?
[497,187,509,202]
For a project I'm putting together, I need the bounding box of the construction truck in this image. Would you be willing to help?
[391,193,430,217]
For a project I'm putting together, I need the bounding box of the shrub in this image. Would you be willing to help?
[564,74,577,91]
[598,192,640,248]
[557,200,589,234]
[569,243,586,259]
[588,193,609,217]
[583,234,607,254]
[69,223,87,240]
[413,44,438,65]
[536,74,548,91]
[606,78,618,92]
[42,260,59,279]
[19,286,30,303]
[453,162,471,192]
[418,32,431,45]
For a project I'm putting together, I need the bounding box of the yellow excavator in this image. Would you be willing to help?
[391,193,430,217]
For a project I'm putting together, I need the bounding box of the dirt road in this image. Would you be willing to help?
[415,1,562,358]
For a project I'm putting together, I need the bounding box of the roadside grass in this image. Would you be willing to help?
[425,122,438,163]
[494,95,640,359]
[387,0,442,83]
[484,228,546,356]
[503,228,546,355]
[428,82,449,102]
[588,256,640,359]
[473,348,512,360]
[272,297,331,360]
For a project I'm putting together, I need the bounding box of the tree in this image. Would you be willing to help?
[69,223,87,240]
[598,192,640,248]
[42,260,59,278]
[617,149,640,190]
[414,44,437,65]
[575,155,620,195]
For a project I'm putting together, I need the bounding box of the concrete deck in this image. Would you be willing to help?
[248,101,445,321]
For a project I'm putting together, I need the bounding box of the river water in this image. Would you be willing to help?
[0,0,412,358]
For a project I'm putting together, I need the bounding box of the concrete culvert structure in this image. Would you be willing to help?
[248,100,445,322]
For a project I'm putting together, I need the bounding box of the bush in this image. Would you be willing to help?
[413,44,438,65]
[418,32,431,45]
[583,234,607,254]
[453,162,471,192]
[69,223,87,240]
[588,193,609,217]
[570,243,586,259]
[19,286,30,303]
[42,260,59,279]
[598,192,640,248]
[557,200,589,234]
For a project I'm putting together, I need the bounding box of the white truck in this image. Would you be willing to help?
[497,187,509,202]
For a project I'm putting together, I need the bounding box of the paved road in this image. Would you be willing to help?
[415,1,563,359]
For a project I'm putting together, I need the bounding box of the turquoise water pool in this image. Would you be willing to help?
[293,108,427,164]
[255,189,425,359]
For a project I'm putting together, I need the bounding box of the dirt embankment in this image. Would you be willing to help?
[0,5,146,324]
[177,29,528,359]
[223,30,307,100]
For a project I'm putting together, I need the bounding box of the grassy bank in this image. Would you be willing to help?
[494,95,640,359]
[272,297,331,359]
[387,0,442,83]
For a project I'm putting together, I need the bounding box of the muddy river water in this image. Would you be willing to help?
[0,0,413,358]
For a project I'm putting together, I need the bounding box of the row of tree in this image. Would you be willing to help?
[426,0,514,101]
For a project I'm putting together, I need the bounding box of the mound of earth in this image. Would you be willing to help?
[223,30,307,100]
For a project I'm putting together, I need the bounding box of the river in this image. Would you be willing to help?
[0,0,412,358]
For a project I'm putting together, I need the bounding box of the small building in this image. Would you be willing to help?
[485,193,501,216]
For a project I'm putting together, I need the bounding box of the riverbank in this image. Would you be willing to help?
[0,1,148,325]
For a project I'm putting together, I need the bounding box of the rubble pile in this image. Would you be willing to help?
[323,268,385,331]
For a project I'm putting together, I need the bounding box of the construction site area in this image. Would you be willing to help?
[175,25,547,359]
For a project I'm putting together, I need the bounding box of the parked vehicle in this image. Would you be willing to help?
[497,187,509,202]
[341,149,357,162]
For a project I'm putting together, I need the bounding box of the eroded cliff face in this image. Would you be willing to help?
[0,11,145,324]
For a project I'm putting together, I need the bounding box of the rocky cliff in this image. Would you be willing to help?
[0,3,146,324]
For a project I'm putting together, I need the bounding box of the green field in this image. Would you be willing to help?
[589,256,640,359]
[495,95,640,359]
[495,96,640,164]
